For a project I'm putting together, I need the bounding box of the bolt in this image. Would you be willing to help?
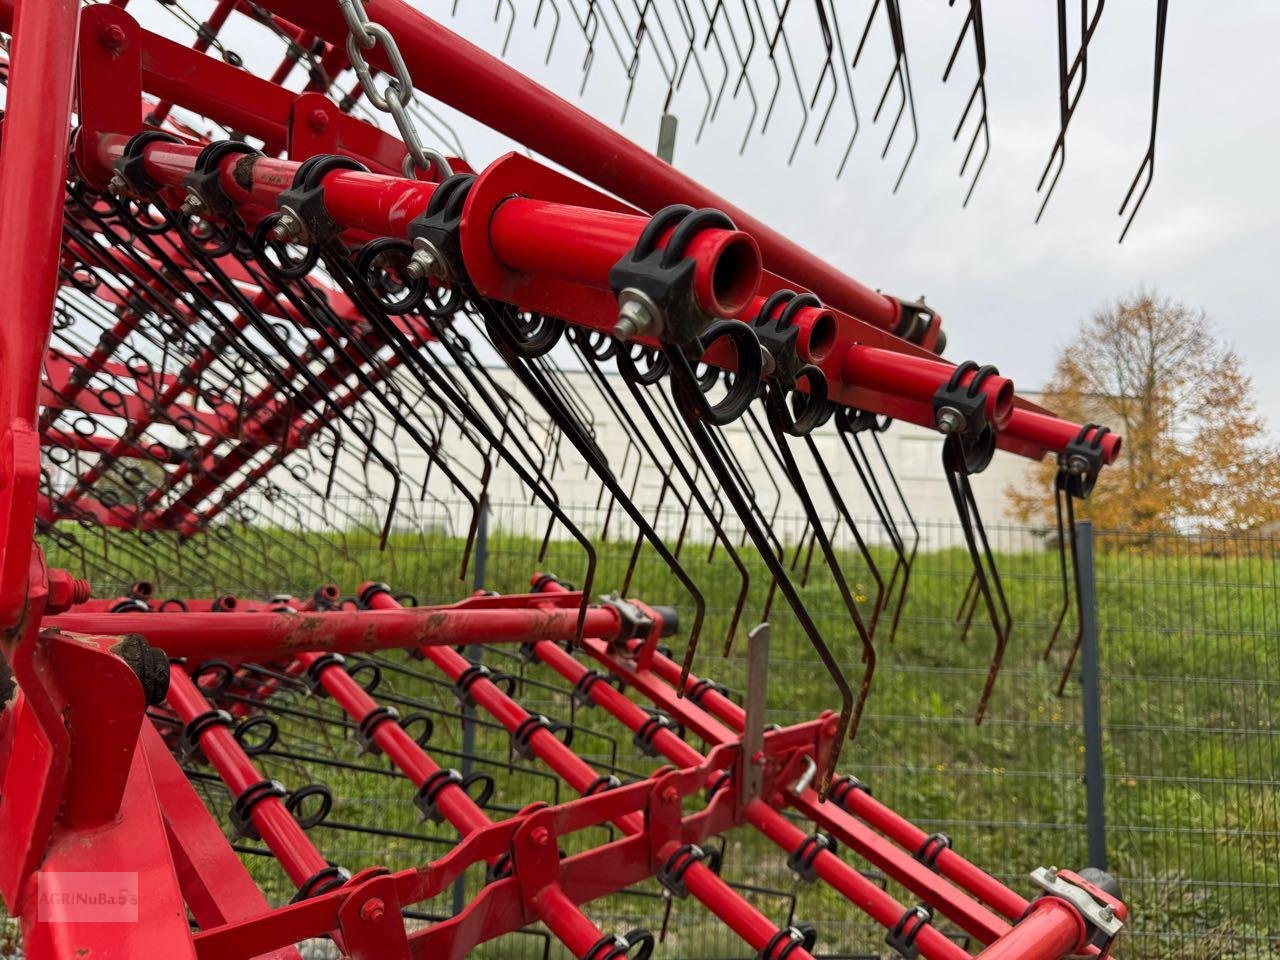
[530,826,551,848]
[405,247,442,281]
[1098,905,1115,922]
[359,898,386,924]
[661,786,679,803]
[179,190,205,217]
[307,108,330,132]
[614,289,661,342]
[1047,866,1060,883]
[106,174,128,197]
[1067,454,1091,476]
[101,24,127,50]
[269,209,302,243]
[935,405,965,435]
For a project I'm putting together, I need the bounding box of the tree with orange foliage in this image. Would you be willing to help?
[1008,292,1280,535]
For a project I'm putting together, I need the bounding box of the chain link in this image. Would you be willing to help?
[335,0,452,179]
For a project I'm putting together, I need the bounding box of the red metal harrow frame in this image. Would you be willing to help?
[0,1,1125,957]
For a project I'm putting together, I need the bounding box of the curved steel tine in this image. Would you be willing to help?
[823,0,862,176]
[662,347,852,796]
[697,0,733,133]
[1044,468,1072,659]
[945,463,1012,723]
[943,0,991,206]
[669,0,714,139]
[852,0,918,190]
[478,300,703,660]
[1036,0,1106,222]
[804,432,887,635]
[1117,0,1167,242]
[808,0,839,147]
[534,0,563,63]
[607,362,749,653]
[1055,482,1087,696]
[751,0,809,162]
[837,426,903,635]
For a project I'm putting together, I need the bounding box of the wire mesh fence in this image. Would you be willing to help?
[29,496,1280,958]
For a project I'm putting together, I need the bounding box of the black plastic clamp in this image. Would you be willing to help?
[405,172,476,281]
[787,832,837,883]
[633,712,683,757]
[757,924,816,960]
[355,705,401,755]
[583,774,622,797]
[180,708,234,760]
[111,130,182,197]
[686,677,731,707]
[274,154,368,244]
[585,929,655,960]
[289,864,351,903]
[453,663,518,707]
[1059,423,1111,500]
[509,713,574,760]
[829,774,872,809]
[885,905,933,960]
[413,769,495,823]
[531,573,573,593]
[181,140,260,223]
[934,360,1001,476]
[608,204,737,352]
[657,844,709,900]
[303,652,345,696]
[357,581,392,609]
[229,778,288,840]
[914,832,952,872]
[570,669,620,709]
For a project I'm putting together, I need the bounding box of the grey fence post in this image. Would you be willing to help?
[453,500,488,915]
[1076,520,1108,870]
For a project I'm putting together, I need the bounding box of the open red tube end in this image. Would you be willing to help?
[685,229,762,319]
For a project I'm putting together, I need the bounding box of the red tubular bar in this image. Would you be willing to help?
[255,0,907,332]
[528,637,970,960]
[971,900,1086,960]
[844,346,1016,430]
[362,586,817,959]
[487,197,761,318]
[46,599,623,660]
[165,668,333,889]
[623,636,1031,923]
[291,648,612,957]
[584,634,1013,945]
[0,0,81,627]
[84,134,1119,465]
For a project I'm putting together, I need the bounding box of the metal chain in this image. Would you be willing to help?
[336,0,453,179]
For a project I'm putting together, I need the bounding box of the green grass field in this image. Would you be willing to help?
[18,518,1278,958]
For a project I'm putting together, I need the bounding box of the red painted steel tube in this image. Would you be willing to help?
[488,197,761,318]
[1007,408,1121,464]
[364,588,815,958]
[971,899,1086,960]
[591,633,1014,944]
[293,651,490,836]
[845,346,1015,430]
[291,648,612,955]
[0,0,81,628]
[256,0,906,331]
[530,638,967,960]
[622,636,1031,922]
[96,138,758,320]
[88,135,1117,464]
[0,0,78,428]
[165,668,331,888]
[44,604,623,660]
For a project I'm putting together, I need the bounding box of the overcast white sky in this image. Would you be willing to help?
[136,2,1280,419]
[432,2,1280,417]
